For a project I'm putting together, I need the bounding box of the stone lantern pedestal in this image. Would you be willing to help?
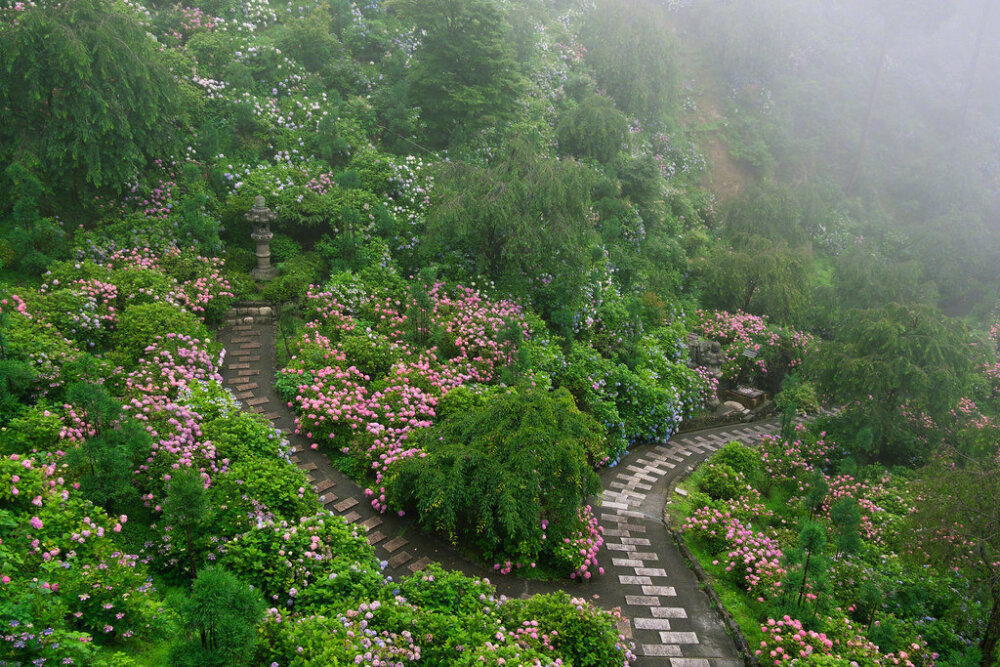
[247,195,277,281]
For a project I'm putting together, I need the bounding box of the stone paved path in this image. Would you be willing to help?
[218,321,788,666]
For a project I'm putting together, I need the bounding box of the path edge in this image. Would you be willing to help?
[662,464,760,667]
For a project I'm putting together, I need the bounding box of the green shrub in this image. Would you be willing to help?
[213,457,318,522]
[201,410,283,461]
[1,401,60,453]
[557,95,628,164]
[699,463,744,501]
[114,302,208,364]
[219,514,376,603]
[499,591,630,667]
[339,331,398,379]
[713,441,759,478]
[110,267,178,308]
[269,233,302,263]
[385,388,601,566]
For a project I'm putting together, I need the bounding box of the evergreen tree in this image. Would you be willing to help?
[62,383,151,515]
[170,567,265,666]
[390,0,524,148]
[0,0,186,211]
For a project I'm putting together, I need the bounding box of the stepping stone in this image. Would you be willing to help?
[314,479,335,493]
[291,456,302,463]
[387,551,412,569]
[322,494,340,506]
[235,391,254,400]
[333,497,358,512]
[635,567,668,577]
[247,397,269,406]
[658,631,699,644]
[625,595,660,606]
[229,363,250,370]
[360,516,382,533]
[231,337,253,344]
[668,659,710,667]
[233,325,253,332]
[235,383,258,392]
[244,355,261,362]
[240,342,262,349]
[342,511,361,524]
[407,556,432,573]
[641,645,681,657]
[642,585,676,597]
[619,575,652,585]
[299,463,317,472]
[306,473,316,483]
[634,618,671,631]
[367,531,386,545]
[265,412,280,421]
[650,607,688,619]
[382,536,408,553]
[237,369,259,377]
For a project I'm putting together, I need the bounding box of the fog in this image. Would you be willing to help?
[657,0,1000,315]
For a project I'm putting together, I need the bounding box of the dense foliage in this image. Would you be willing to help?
[3,0,1000,662]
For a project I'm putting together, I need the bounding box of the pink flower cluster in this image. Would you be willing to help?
[125,333,223,399]
[757,615,937,666]
[757,616,835,664]
[682,507,785,600]
[692,309,814,380]
[558,506,605,581]
[284,283,527,513]
[758,427,834,485]
[822,474,885,540]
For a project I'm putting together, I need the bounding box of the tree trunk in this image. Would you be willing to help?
[847,26,890,193]
[797,550,812,606]
[980,583,1000,667]
[186,527,198,579]
[960,0,994,131]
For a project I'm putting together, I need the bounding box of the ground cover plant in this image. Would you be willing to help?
[277,274,712,577]
[673,407,1000,665]
[4,0,1000,663]
[0,243,636,665]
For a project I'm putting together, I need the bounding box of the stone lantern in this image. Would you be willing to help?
[247,195,277,281]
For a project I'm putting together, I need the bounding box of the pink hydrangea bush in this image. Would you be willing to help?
[691,309,814,386]
[281,282,529,513]
[757,615,937,666]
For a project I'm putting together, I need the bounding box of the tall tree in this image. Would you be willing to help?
[846,0,955,191]
[579,0,678,120]
[389,0,524,148]
[959,0,996,130]
[422,134,598,325]
[914,444,1000,666]
[0,0,186,210]
[811,304,983,464]
[170,567,265,666]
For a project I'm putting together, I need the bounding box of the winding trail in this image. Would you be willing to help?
[219,321,781,666]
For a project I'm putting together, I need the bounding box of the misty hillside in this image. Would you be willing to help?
[1,0,999,665]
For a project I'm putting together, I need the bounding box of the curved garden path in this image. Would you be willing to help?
[219,321,782,666]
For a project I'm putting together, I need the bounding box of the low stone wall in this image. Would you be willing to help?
[223,301,274,326]
[677,401,775,433]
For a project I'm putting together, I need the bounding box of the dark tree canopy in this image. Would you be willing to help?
[423,135,599,323]
[580,0,678,120]
[0,0,184,209]
[812,304,985,464]
[390,0,525,147]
